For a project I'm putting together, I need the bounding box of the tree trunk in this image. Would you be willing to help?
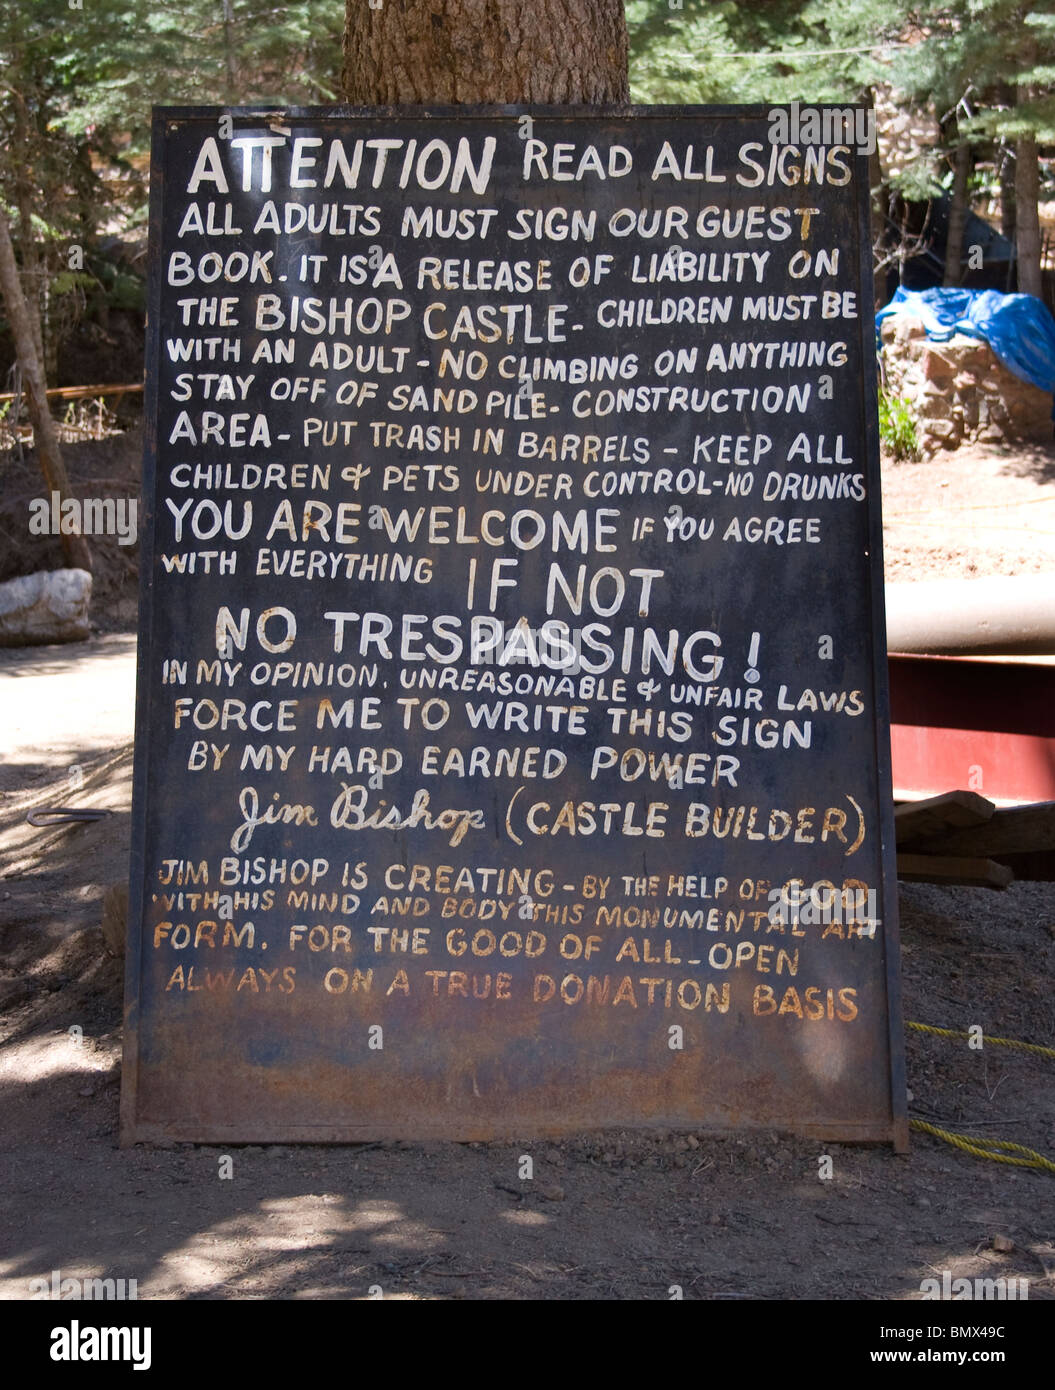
[868,142,886,311]
[10,86,46,371]
[1015,130,1042,297]
[222,0,237,106]
[0,207,91,572]
[943,136,971,287]
[1015,58,1042,299]
[999,144,1016,241]
[342,0,629,105]
[992,82,1017,242]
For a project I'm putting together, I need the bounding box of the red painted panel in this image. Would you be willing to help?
[889,655,1055,803]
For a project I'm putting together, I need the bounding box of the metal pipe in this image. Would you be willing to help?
[885,574,1055,655]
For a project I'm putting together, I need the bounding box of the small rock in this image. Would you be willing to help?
[602,1151,618,1164]
[78,1086,94,1098]
[543,1147,563,1165]
[992,1233,1014,1253]
[686,1134,699,1149]
[535,1181,564,1202]
[0,569,92,647]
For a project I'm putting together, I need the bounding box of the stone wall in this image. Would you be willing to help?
[880,314,1054,454]
[874,83,940,186]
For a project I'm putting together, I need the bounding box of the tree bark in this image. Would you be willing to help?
[993,82,1016,241]
[868,142,887,311]
[222,0,238,106]
[1015,129,1042,298]
[943,136,971,287]
[342,0,629,105]
[0,207,91,572]
[10,85,46,371]
[999,144,1015,241]
[1014,53,1043,299]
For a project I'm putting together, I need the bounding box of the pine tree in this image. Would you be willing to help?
[630,1,1054,297]
[856,2,1055,295]
[1,1,346,570]
[1,1,347,367]
[627,0,897,106]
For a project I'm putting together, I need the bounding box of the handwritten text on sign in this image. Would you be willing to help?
[122,110,903,1144]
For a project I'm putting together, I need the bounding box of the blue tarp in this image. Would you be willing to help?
[876,286,1055,396]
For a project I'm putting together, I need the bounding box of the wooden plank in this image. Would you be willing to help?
[993,851,1055,882]
[911,801,1055,857]
[0,382,144,404]
[894,790,995,847]
[896,853,1014,889]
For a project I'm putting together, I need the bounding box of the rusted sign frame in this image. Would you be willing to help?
[122,105,908,1150]
[859,173,910,1152]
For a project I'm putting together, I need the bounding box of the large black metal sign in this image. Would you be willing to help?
[122,106,907,1147]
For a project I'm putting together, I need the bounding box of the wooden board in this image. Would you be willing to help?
[910,802,1055,858]
[896,853,1014,890]
[894,790,995,847]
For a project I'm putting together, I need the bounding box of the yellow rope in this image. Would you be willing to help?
[906,1020,1055,1060]
[910,1121,1055,1174]
[906,1021,1055,1172]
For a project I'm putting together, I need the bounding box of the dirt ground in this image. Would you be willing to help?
[882,439,1055,581]
[0,427,1052,1302]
